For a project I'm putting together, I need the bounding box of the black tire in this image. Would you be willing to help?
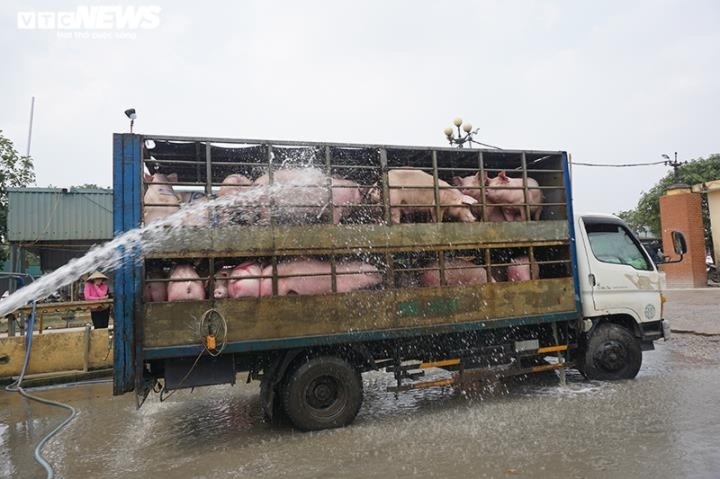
[709,268,720,283]
[582,323,642,380]
[282,356,363,431]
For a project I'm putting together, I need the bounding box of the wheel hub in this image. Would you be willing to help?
[593,340,627,372]
[307,377,339,409]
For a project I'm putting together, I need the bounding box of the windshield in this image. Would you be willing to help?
[584,221,652,271]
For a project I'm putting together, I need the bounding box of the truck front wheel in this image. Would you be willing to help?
[582,323,642,380]
[282,356,363,431]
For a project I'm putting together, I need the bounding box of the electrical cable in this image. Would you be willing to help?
[200,308,228,357]
[5,301,78,479]
[159,309,228,401]
[573,160,667,167]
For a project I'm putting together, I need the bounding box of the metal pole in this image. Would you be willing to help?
[26,96,35,157]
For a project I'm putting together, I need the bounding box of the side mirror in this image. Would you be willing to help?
[662,231,687,264]
[671,231,687,255]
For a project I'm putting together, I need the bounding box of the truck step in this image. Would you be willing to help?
[405,368,425,380]
[386,361,567,393]
[384,360,421,374]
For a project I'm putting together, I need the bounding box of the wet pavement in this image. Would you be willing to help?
[664,288,720,336]
[1,290,719,479]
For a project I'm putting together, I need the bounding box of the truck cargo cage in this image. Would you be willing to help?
[113,133,578,405]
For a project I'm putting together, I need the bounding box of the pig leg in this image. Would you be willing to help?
[532,206,543,221]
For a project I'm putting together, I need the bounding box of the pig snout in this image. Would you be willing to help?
[213,270,231,299]
[444,194,478,223]
[445,206,476,223]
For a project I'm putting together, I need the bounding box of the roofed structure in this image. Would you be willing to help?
[6,187,113,273]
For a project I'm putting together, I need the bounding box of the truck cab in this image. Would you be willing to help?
[574,213,682,379]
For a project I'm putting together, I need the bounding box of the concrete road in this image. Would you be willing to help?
[664,288,720,335]
[1,288,719,478]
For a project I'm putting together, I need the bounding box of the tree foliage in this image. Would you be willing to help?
[617,154,720,249]
[0,131,36,258]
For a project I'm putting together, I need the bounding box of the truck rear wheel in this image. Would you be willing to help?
[582,323,642,380]
[282,356,363,431]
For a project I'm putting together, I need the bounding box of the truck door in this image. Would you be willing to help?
[579,216,662,322]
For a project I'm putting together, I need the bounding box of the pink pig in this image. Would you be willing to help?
[143,268,168,303]
[265,259,381,296]
[253,169,330,223]
[506,255,540,282]
[328,177,366,224]
[218,174,254,197]
[179,195,212,227]
[451,173,505,222]
[421,258,493,287]
[166,265,207,302]
[226,259,381,297]
[215,174,257,225]
[371,169,477,224]
[253,169,363,224]
[484,171,543,221]
[226,262,265,298]
[143,173,180,225]
[212,269,231,299]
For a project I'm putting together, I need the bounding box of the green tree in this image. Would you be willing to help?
[0,130,36,261]
[617,154,720,249]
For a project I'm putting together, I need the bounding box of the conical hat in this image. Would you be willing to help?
[87,271,108,281]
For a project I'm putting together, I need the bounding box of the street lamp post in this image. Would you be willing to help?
[443,118,501,149]
[443,117,476,148]
[661,152,687,185]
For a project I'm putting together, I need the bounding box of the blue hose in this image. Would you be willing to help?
[5,301,78,479]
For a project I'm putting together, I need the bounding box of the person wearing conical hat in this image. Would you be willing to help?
[84,271,110,329]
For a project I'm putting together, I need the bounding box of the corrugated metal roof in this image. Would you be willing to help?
[7,188,113,241]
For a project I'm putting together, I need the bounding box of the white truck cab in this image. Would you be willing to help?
[573,213,685,379]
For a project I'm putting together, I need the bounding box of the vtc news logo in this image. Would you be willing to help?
[17,5,162,30]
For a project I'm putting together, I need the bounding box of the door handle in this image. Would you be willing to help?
[589,274,596,286]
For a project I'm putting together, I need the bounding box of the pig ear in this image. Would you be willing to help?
[167,173,178,183]
[143,172,153,183]
[483,171,490,185]
[498,171,508,182]
[452,176,462,186]
[461,195,478,205]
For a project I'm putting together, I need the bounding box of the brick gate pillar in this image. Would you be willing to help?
[659,186,706,288]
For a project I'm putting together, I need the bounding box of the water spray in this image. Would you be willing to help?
[0,169,329,318]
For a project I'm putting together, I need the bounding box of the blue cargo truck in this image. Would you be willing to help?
[112,133,685,430]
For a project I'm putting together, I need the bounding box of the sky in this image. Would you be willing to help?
[1,0,719,215]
